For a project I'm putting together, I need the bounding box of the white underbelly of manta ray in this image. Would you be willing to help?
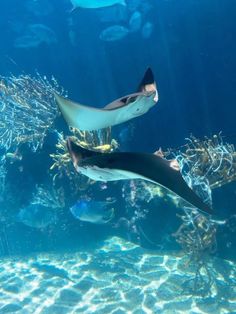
[79,166,148,182]
[67,94,155,131]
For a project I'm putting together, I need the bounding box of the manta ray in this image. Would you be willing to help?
[70,0,126,9]
[66,138,213,214]
[55,68,158,131]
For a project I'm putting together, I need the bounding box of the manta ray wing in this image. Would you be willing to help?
[54,93,120,130]
[67,139,213,214]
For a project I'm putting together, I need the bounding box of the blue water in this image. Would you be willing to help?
[0,0,236,313]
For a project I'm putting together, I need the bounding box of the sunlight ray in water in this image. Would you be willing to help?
[0,237,236,313]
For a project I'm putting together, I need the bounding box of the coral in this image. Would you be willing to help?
[0,154,6,200]
[173,208,219,296]
[32,184,65,209]
[166,133,236,190]
[0,73,63,152]
[69,127,118,153]
[165,134,236,295]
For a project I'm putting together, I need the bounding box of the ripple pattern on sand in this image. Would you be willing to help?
[0,237,236,313]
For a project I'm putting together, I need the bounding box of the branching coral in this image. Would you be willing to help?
[173,209,217,259]
[164,134,236,295]
[173,208,219,296]
[69,127,118,153]
[0,73,64,200]
[32,184,65,209]
[166,133,236,190]
[0,154,6,200]
[0,73,63,152]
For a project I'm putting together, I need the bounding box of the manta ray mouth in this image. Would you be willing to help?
[66,139,82,171]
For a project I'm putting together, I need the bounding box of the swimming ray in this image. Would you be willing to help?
[71,0,126,10]
[66,139,213,214]
[55,68,158,131]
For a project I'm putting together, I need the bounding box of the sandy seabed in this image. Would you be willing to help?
[0,237,235,314]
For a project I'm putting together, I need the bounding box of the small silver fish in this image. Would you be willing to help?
[14,24,57,49]
[129,11,142,33]
[14,35,42,48]
[100,25,129,41]
[141,21,153,39]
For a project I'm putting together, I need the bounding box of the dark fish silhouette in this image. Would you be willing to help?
[55,68,158,131]
[16,204,57,229]
[67,138,213,214]
[32,262,75,283]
